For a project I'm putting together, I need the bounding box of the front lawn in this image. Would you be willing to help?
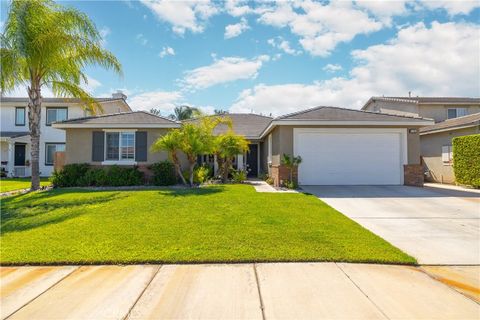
[0,185,416,265]
[0,177,51,193]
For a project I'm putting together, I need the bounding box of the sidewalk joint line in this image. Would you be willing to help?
[123,265,162,320]
[253,263,266,320]
[5,266,79,319]
[335,263,391,320]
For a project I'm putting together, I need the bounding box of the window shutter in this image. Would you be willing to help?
[135,131,148,162]
[92,131,105,162]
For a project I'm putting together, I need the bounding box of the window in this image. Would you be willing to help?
[442,145,453,165]
[105,131,135,161]
[46,107,68,125]
[45,143,65,165]
[447,108,468,119]
[15,107,25,126]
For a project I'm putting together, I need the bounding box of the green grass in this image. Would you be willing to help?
[0,185,416,265]
[0,178,51,193]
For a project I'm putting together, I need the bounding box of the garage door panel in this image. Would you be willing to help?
[295,129,404,185]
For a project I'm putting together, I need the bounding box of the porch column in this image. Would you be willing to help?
[7,141,14,177]
[237,154,244,170]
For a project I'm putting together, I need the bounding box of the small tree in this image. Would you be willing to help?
[281,154,302,184]
[215,133,249,183]
[151,129,187,185]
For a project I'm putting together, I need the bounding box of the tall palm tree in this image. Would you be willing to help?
[151,129,187,185]
[169,105,202,121]
[0,0,122,190]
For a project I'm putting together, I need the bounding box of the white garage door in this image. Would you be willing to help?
[294,128,406,185]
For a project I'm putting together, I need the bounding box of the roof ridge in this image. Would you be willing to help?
[56,110,178,124]
[276,106,326,119]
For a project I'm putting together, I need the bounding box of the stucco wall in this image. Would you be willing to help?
[269,125,422,166]
[65,128,170,165]
[420,126,479,184]
[364,101,419,117]
[418,105,480,123]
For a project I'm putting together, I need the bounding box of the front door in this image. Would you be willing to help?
[246,144,258,177]
[14,144,26,166]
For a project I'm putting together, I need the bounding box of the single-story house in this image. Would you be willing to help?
[52,106,433,186]
[419,113,480,184]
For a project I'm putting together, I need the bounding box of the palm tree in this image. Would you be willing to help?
[151,129,187,185]
[1,0,122,190]
[169,105,202,121]
[215,133,249,183]
[281,154,302,183]
[150,108,162,116]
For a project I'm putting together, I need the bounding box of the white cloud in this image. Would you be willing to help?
[231,21,480,115]
[420,0,480,15]
[159,46,175,58]
[268,37,302,55]
[224,17,250,39]
[136,33,148,46]
[140,0,218,34]
[181,55,269,90]
[323,64,343,73]
[258,0,383,57]
[99,27,111,46]
[128,90,183,111]
[81,76,102,93]
[355,0,408,25]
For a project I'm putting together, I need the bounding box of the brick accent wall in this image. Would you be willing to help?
[270,164,298,187]
[404,164,424,187]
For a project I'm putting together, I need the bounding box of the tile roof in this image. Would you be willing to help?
[0,131,29,138]
[55,111,178,125]
[0,97,126,103]
[276,106,429,122]
[419,112,480,134]
[363,96,480,107]
[185,113,273,138]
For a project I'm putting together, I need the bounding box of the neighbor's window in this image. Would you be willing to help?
[46,107,68,125]
[15,107,25,126]
[442,145,453,165]
[447,108,467,119]
[45,143,65,165]
[105,132,135,161]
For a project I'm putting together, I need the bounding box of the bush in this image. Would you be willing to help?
[452,134,480,188]
[150,161,177,186]
[231,169,247,183]
[194,164,212,184]
[282,179,298,189]
[265,176,274,185]
[51,164,144,187]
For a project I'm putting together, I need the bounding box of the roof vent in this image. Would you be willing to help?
[112,90,127,100]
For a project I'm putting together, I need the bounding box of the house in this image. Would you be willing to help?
[0,92,131,177]
[362,96,480,184]
[53,106,433,186]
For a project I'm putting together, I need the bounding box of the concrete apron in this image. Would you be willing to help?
[1,263,479,320]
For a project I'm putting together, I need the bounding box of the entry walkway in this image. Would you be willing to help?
[1,263,479,319]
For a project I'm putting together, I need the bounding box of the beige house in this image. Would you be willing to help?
[362,96,480,184]
[53,107,432,187]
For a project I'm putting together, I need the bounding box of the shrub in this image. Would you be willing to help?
[265,176,274,185]
[231,169,247,183]
[150,161,177,186]
[50,163,90,187]
[282,179,298,189]
[51,164,144,187]
[194,164,212,184]
[452,134,480,188]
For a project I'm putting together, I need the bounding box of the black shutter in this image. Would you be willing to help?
[92,131,104,162]
[135,131,148,162]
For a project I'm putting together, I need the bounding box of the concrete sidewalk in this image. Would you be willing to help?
[1,263,479,320]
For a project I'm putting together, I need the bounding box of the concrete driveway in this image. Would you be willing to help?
[301,185,480,265]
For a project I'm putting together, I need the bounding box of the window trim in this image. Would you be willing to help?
[447,107,468,119]
[15,107,26,126]
[102,130,137,165]
[45,142,66,166]
[45,107,68,126]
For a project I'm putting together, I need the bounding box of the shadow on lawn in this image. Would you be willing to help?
[1,190,121,234]
[157,186,226,197]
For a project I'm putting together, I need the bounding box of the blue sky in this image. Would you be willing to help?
[1,0,479,116]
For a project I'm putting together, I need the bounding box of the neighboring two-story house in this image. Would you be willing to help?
[0,92,131,177]
[362,97,480,184]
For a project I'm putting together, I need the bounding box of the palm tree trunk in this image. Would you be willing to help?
[222,158,231,183]
[172,152,187,185]
[189,161,195,186]
[28,81,42,190]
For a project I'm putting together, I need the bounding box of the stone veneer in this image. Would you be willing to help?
[270,165,298,188]
[404,164,424,187]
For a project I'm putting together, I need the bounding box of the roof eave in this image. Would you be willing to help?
[419,123,480,135]
[52,123,181,129]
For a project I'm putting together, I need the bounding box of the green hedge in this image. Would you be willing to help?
[452,134,480,188]
[51,164,144,187]
[149,161,177,186]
